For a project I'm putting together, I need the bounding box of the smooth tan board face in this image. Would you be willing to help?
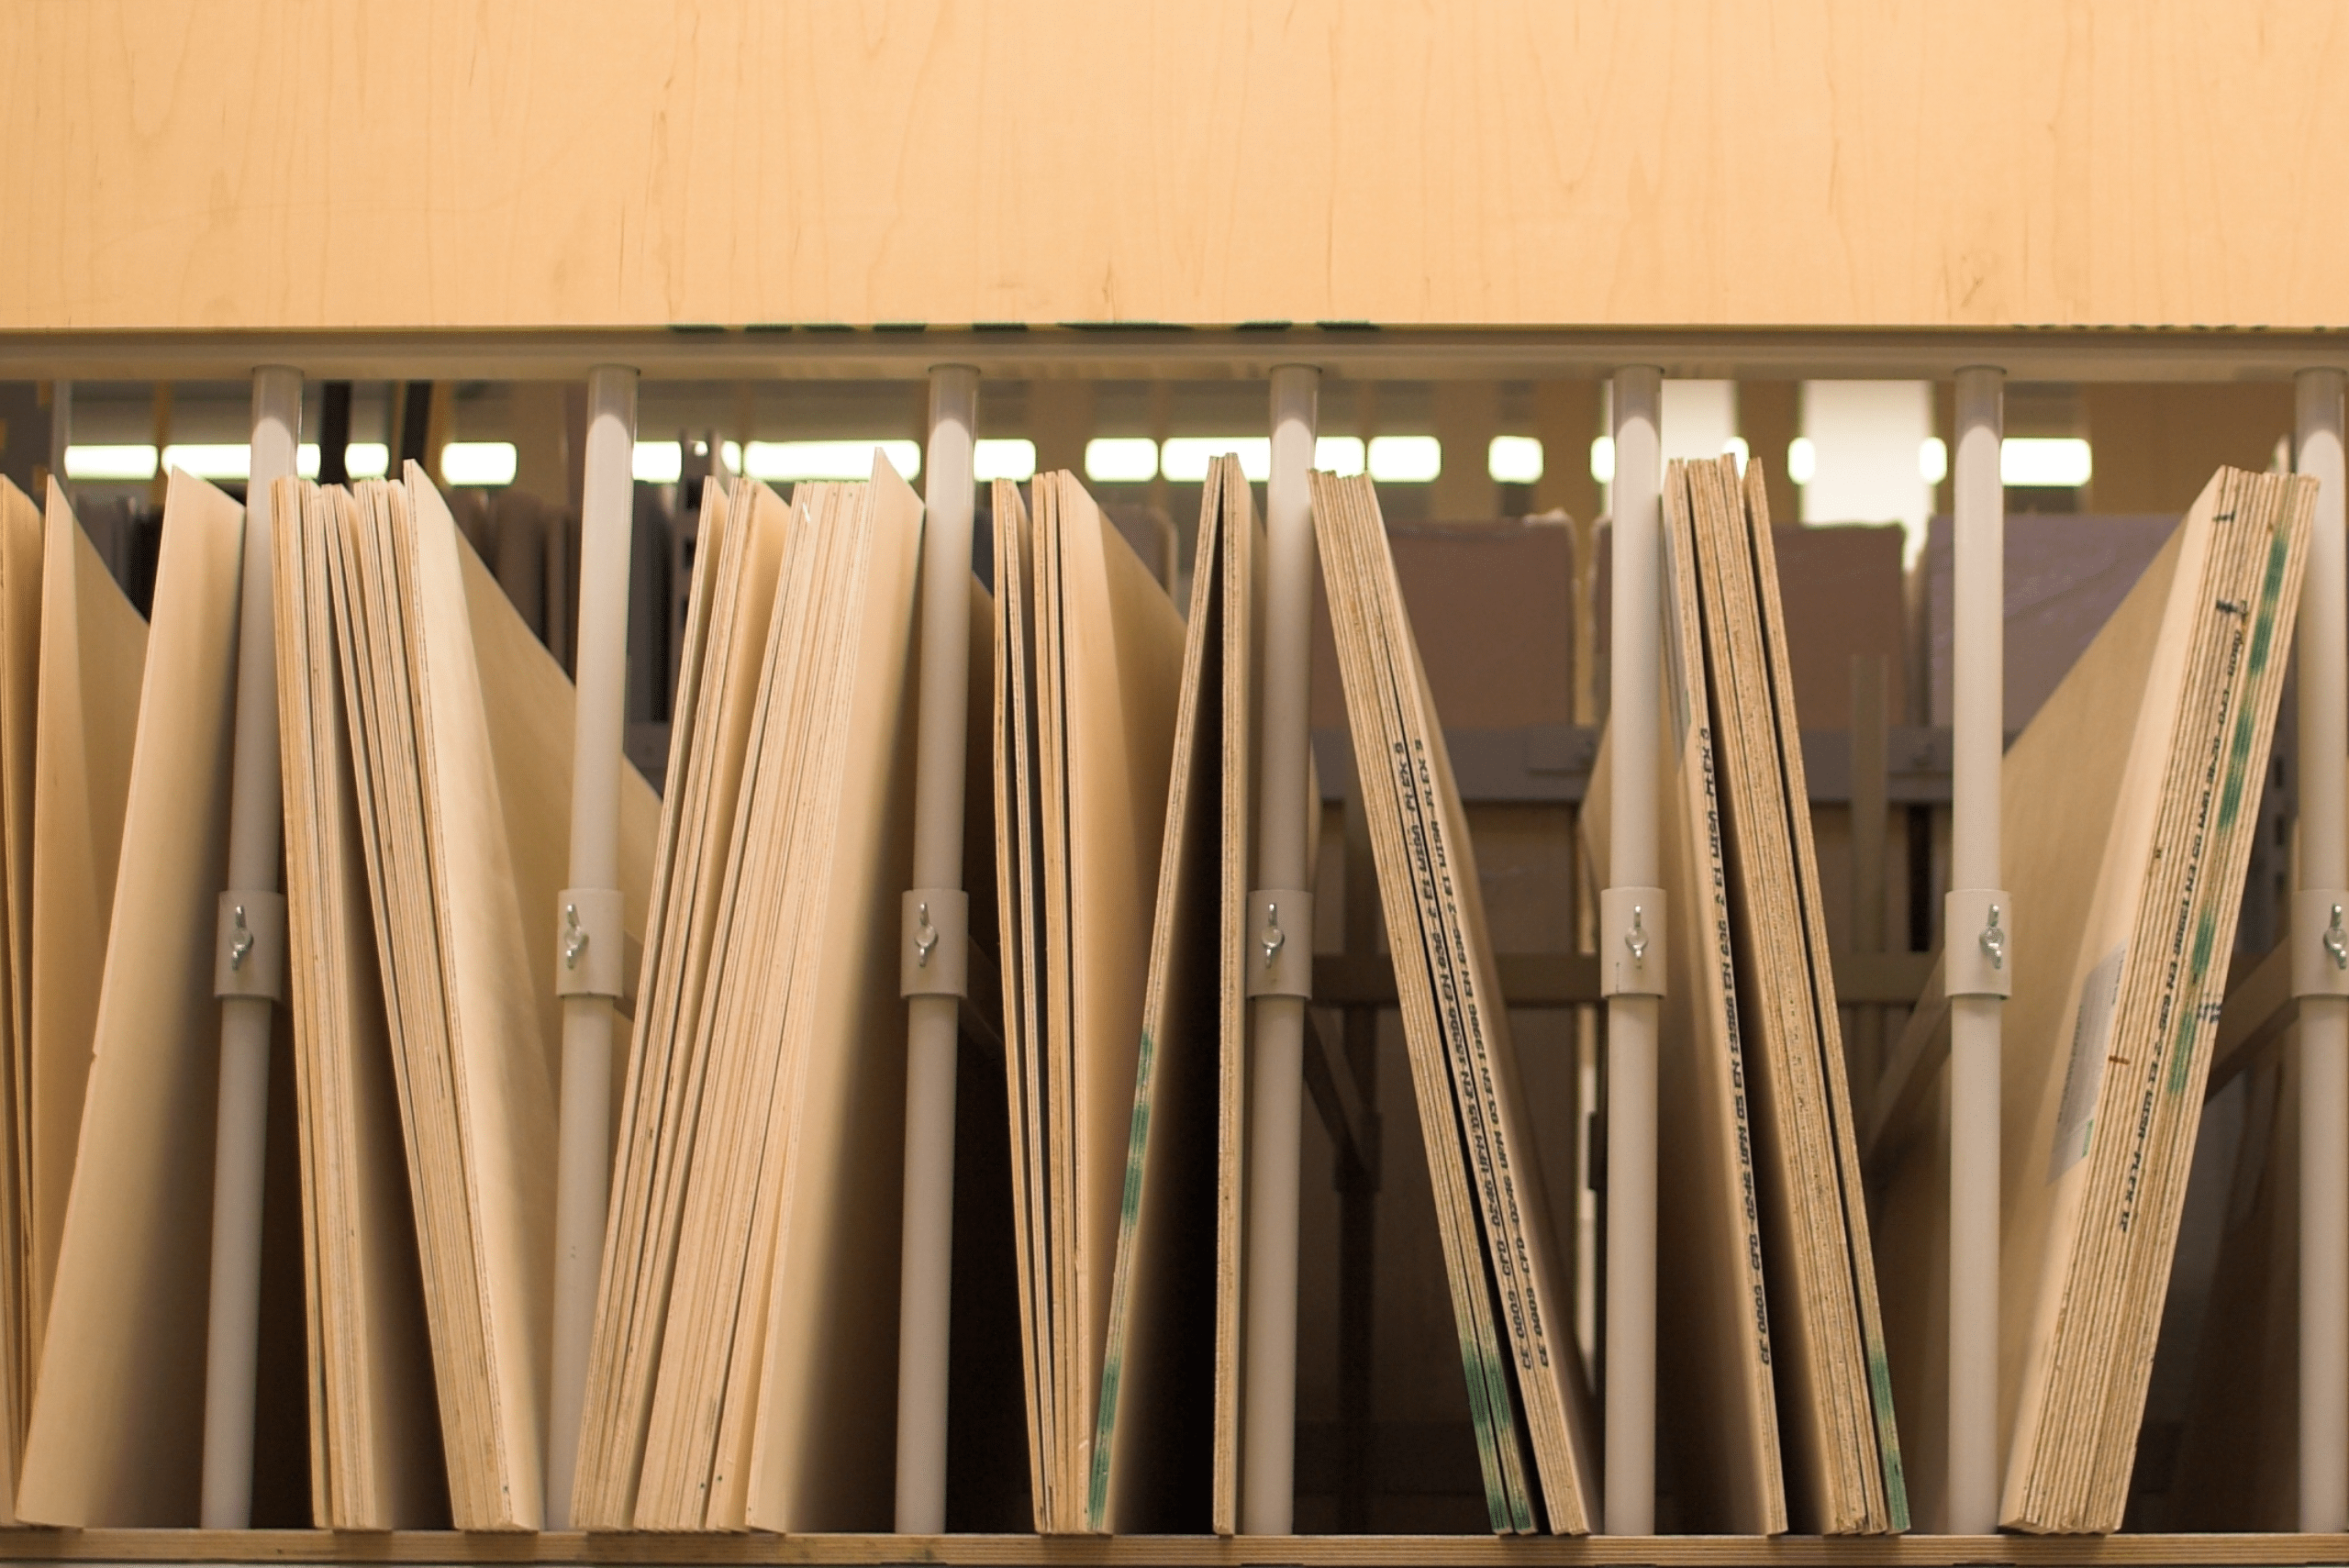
[25,482,145,1391]
[17,472,245,1528]
[9,2,2347,331]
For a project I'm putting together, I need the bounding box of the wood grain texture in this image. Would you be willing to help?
[8,1,2349,333]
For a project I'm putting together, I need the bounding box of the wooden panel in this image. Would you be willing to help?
[7,1,2349,333]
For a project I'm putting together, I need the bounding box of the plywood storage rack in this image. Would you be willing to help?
[9,3,2349,1562]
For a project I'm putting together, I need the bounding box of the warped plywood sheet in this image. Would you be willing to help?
[1877,467,2311,1534]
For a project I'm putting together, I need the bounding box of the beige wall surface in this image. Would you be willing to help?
[7,0,2349,334]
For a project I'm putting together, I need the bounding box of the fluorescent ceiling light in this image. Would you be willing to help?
[1368,435,1441,484]
[161,443,252,481]
[1589,436,1615,485]
[2003,437,2092,488]
[1488,435,1543,485]
[1085,438,1158,484]
[743,439,921,483]
[62,444,158,482]
[1161,438,1270,484]
[346,443,391,480]
[1315,436,1365,476]
[1919,437,1949,485]
[1787,437,1818,485]
[721,440,741,476]
[1722,436,1751,468]
[974,439,1036,483]
[634,441,683,484]
[440,441,518,487]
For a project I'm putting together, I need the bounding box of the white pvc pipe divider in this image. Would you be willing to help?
[1240,364,1319,1536]
[2296,368,2348,1534]
[198,365,301,1529]
[545,365,639,1528]
[896,365,979,1535]
[1946,365,2006,1536]
[1602,365,1662,1537]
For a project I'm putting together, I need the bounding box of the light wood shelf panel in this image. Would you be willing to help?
[8,1,2349,336]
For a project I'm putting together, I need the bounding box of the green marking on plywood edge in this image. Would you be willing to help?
[1456,1334,1517,1533]
[1870,1349,1910,1531]
[2245,522,2291,677]
[2170,908,2221,1095]
[1087,1356,1119,1527]
[1121,1031,1155,1224]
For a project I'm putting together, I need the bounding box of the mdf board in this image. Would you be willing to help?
[16,471,246,1527]
[1877,469,2310,1535]
[12,3,2349,331]
[25,479,145,1397]
[1089,456,1256,1535]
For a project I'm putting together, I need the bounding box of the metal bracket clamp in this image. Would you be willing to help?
[555,887,626,1000]
[1600,885,1665,998]
[214,890,287,1003]
[2295,888,2349,998]
[1246,890,1315,1000]
[1944,887,2014,999]
[902,889,969,999]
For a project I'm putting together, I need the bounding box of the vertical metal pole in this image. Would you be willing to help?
[1603,366,1661,1536]
[896,365,978,1535]
[199,365,300,1529]
[2298,368,2348,1534]
[1241,364,1319,1536]
[546,365,637,1528]
[1947,365,2005,1535]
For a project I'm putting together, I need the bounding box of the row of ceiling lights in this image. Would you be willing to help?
[60,433,2095,492]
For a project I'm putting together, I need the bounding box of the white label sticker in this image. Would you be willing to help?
[2051,943,2126,1183]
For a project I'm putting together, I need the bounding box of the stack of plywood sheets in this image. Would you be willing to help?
[266,462,661,1529]
[991,471,1187,1534]
[1310,470,1593,1536]
[1584,455,1906,1535]
[573,459,927,1533]
[1877,466,2311,1534]
[1087,456,1257,1535]
[0,478,142,1524]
